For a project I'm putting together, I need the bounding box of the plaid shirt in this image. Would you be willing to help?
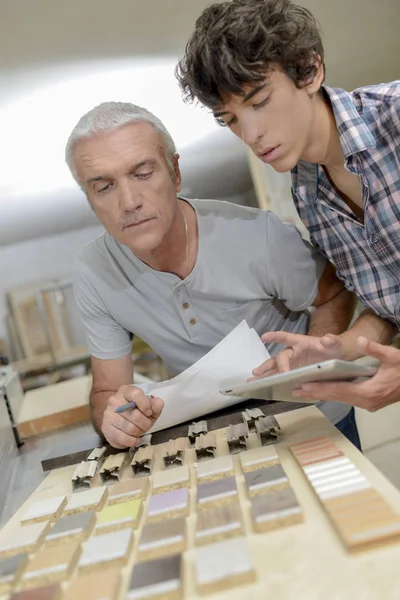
[291,82,400,327]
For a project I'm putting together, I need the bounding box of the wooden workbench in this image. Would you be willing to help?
[2,405,400,599]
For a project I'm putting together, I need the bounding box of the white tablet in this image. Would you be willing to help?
[219,359,377,403]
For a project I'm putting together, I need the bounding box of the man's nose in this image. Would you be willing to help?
[118,179,143,211]
[240,118,263,148]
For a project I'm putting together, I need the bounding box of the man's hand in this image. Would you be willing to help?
[251,331,343,379]
[101,385,164,448]
[292,337,400,411]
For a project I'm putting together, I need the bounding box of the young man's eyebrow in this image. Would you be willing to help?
[212,83,269,118]
[242,82,268,103]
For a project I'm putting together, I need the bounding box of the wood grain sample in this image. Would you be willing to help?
[240,446,280,472]
[78,528,133,572]
[197,477,238,510]
[0,522,50,557]
[147,488,190,523]
[226,423,248,454]
[138,517,186,560]
[0,553,28,594]
[152,465,190,494]
[72,461,98,491]
[195,502,244,545]
[194,536,256,594]
[10,584,61,600]
[163,438,186,467]
[244,465,289,497]
[20,541,81,589]
[188,421,207,445]
[127,553,182,600]
[304,456,370,500]
[94,499,143,534]
[290,439,400,552]
[131,446,155,477]
[63,486,107,516]
[45,511,96,545]
[18,405,91,440]
[20,496,67,525]
[196,455,234,482]
[250,488,303,532]
[194,433,217,460]
[107,477,150,504]
[290,437,344,467]
[61,569,120,600]
[99,453,127,484]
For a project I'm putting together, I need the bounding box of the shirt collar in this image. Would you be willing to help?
[292,85,377,203]
[323,85,377,158]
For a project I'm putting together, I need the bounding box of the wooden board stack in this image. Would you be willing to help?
[1,406,400,599]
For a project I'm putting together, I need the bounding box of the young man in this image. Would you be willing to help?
[176,0,400,411]
[67,101,355,449]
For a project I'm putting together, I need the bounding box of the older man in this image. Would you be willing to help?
[67,101,355,449]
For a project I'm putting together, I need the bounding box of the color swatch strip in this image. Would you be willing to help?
[290,436,400,552]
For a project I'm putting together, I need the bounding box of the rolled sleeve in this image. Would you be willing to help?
[264,211,326,311]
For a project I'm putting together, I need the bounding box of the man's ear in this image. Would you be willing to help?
[173,153,182,191]
[305,53,325,96]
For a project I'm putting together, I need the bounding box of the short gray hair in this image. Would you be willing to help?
[65,101,177,184]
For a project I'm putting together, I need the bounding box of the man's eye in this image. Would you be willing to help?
[215,117,228,127]
[97,183,111,193]
[253,96,270,109]
[136,172,152,180]
[215,116,236,127]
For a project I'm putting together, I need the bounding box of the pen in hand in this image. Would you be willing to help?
[114,394,155,414]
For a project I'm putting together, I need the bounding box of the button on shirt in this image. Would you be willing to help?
[291,82,400,327]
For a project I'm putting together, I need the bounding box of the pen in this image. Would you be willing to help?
[114,394,154,414]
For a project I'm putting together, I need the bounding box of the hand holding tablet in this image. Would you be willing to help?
[219,359,377,403]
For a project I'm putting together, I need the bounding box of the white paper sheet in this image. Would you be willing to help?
[145,321,270,433]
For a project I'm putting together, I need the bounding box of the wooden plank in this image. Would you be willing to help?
[19,405,90,438]
[18,375,92,438]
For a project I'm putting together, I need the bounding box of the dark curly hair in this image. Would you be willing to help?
[176,0,325,109]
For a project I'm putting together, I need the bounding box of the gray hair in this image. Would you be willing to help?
[65,101,177,185]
